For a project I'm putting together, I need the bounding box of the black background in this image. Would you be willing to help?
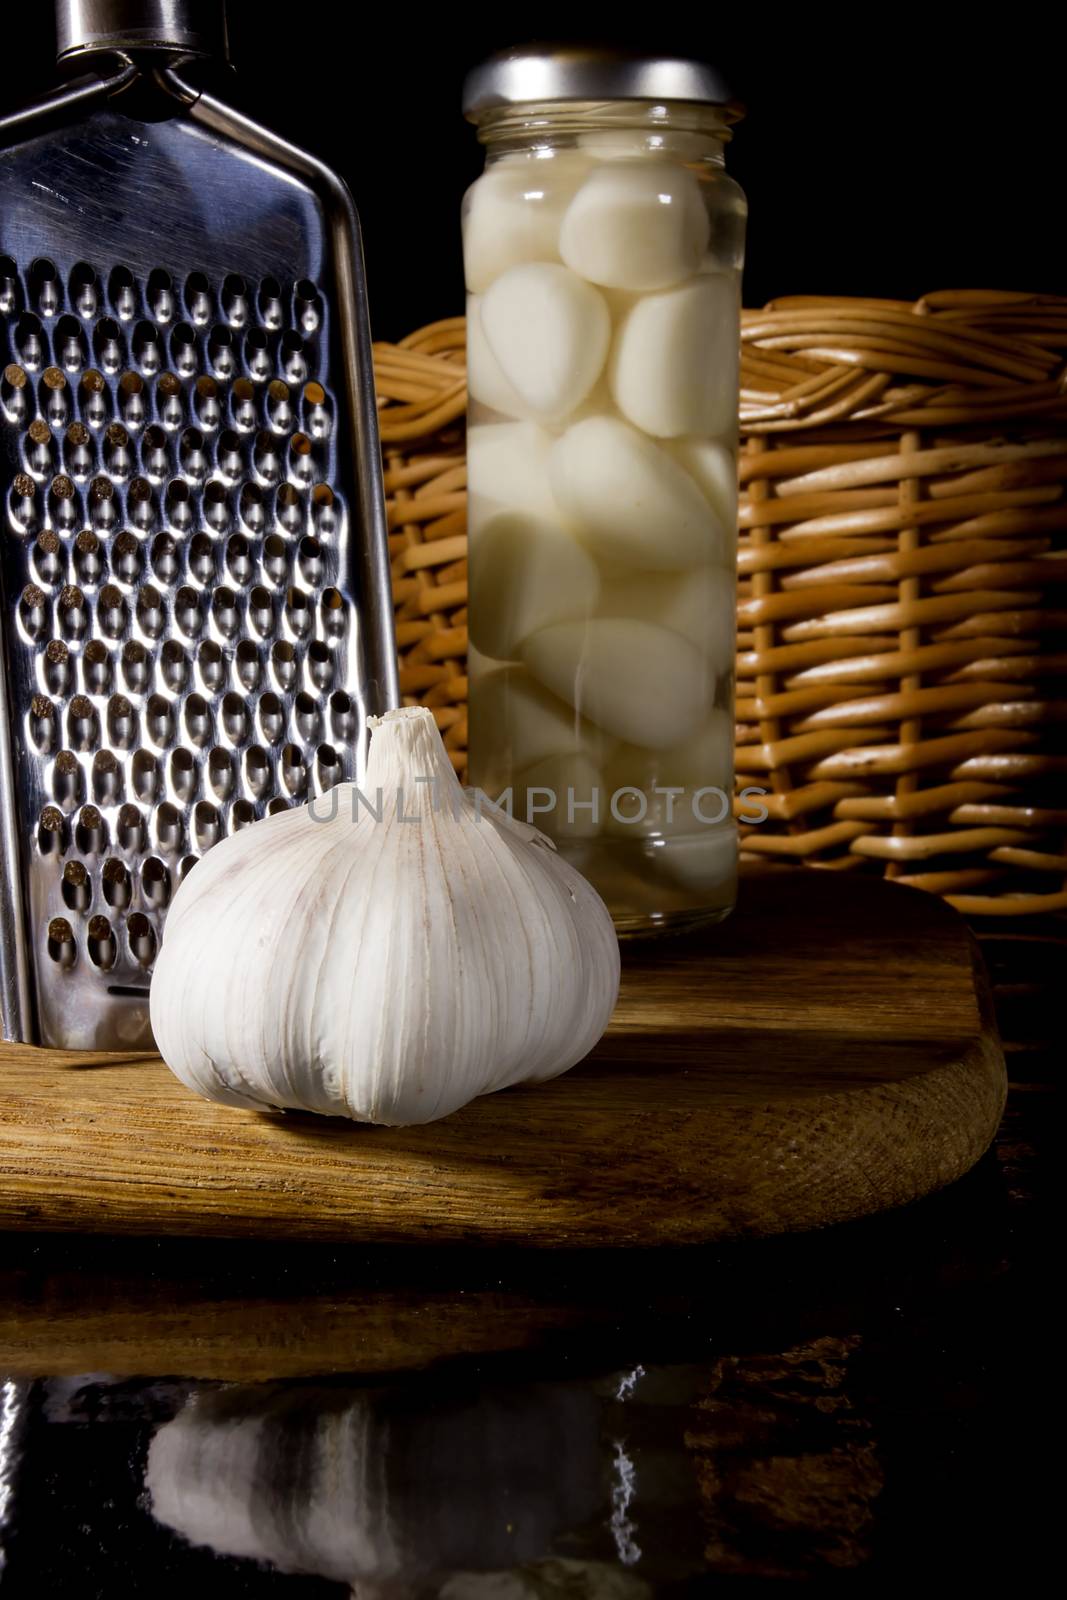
[3,4,1066,340]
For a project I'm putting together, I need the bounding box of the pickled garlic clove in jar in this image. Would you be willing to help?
[468,510,600,661]
[609,273,739,438]
[479,263,610,421]
[559,160,711,290]
[462,150,593,294]
[469,665,616,796]
[522,618,711,750]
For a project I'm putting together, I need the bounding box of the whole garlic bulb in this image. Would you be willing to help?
[149,706,620,1125]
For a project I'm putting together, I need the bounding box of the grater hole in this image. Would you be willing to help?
[183,533,212,586]
[207,747,234,800]
[212,585,240,638]
[146,693,175,745]
[174,583,203,639]
[231,376,257,431]
[285,586,311,638]
[55,314,87,372]
[317,744,342,790]
[303,381,331,439]
[44,639,71,694]
[258,276,283,329]
[239,481,265,531]
[194,373,220,428]
[208,325,236,380]
[87,914,117,969]
[244,325,271,383]
[179,854,198,880]
[171,322,198,376]
[322,587,345,633]
[203,480,230,532]
[75,804,107,854]
[109,265,138,321]
[156,801,184,851]
[29,258,61,318]
[117,802,145,851]
[151,534,180,583]
[298,535,323,583]
[217,427,243,479]
[267,797,290,815]
[271,638,297,690]
[170,747,198,802]
[9,471,39,534]
[132,750,160,802]
[92,749,122,805]
[294,691,320,740]
[68,694,99,750]
[58,584,88,639]
[226,533,252,585]
[248,583,274,638]
[231,798,256,831]
[330,690,356,741]
[262,533,288,582]
[185,690,213,743]
[142,856,171,907]
[266,377,291,430]
[147,267,175,324]
[279,748,303,800]
[137,583,166,637]
[39,804,68,854]
[279,329,307,384]
[235,638,261,690]
[294,279,321,334]
[101,856,132,910]
[259,691,284,744]
[30,694,57,752]
[118,370,145,426]
[19,583,49,639]
[275,481,302,533]
[142,423,168,478]
[73,529,102,584]
[16,312,44,369]
[307,639,333,690]
[52,748,84,807]
[83,639,113,694]
[61,859,91,912]
[107,692,138,749]
[160,638,190,691]
[78,368,107,429]
[112,529,143,582]
[94,317,125,373]
[222,692,249,743]
[197,640,225,692]
[221,274,249,327]
[312,482,336,535]
[121,640,151,694]
[133,319,162,374]
[185,271,213,325]
[48,916,77,967]
[88,474,117,531]
[69,262,100,322]
[194,801,221,849]
[245,745,271,798]
[254,429,281,484]
[127,912,156,966]
[1,255,21,316]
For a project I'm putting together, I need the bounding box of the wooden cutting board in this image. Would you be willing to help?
[0,873,1005,1247]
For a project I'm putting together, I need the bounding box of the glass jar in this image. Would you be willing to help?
[462,50,747,934]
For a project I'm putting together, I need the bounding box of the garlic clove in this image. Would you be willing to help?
[654,821,739,894]
[513,750,604,839]
[559,161,710,290]
[467,295,535,419]
[466,421,558,524]
[597,564,735,677]
[462,151,592,295]
[522,619,711,750]
[468,664,615,793]
[469,509,600,661]
[602,711,734,837]
[609,274,739,439]
[151,708,619,1125]
[667,435,738,532]
[481,263,611,422]
[549,416,718,571]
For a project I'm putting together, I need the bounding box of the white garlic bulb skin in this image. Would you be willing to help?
[150,708,620,1126]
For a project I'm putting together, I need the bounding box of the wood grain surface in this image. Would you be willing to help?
[0,874,1006,1247]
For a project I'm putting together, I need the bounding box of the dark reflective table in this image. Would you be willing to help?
[0,1068,1056,1596]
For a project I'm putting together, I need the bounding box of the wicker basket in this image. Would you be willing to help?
[375,294,1067,916]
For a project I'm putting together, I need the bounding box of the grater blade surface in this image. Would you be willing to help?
[1,77,397,1048]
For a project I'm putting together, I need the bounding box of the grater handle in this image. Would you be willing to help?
[0,60,138,144]
[159,65,401,717]
[55,1,229,64]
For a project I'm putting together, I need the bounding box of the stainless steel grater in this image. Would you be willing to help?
[0,1,399,1049]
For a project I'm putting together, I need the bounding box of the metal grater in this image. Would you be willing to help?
[0,1,398,1049]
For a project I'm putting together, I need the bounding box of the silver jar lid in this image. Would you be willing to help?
[462,45,739,121]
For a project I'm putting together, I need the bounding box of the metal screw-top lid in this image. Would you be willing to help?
[55,0,229,62]
[462,44,739,121]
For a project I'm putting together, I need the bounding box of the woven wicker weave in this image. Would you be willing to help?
[374,294,1067,915]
